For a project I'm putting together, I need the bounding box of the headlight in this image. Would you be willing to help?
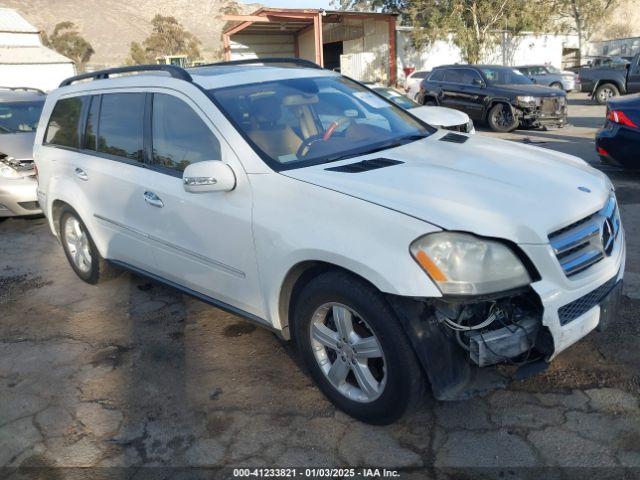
[0,164,20,179]
[410,232,531,295]
[466,119,474,134]
[515,96,539,107]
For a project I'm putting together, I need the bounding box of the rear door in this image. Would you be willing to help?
[80,92,158,269]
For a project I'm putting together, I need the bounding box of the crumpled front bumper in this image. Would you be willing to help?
[521,229,626,359]
[0,176,41,217]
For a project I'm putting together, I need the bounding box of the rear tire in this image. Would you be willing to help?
[59,208,118,285]
[595,83,619,105]
[487,103,519,132]
[550,82,563,89]
[292,271,425,424]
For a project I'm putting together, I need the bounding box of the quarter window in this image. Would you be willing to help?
[97,93,145,162]
[151,93,221,172]
[44,97,84,148]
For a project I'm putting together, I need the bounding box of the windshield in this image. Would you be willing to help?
[480,67,533,85]
[209,76,432,170]
[372,87,419,109]
[0,101,44,134]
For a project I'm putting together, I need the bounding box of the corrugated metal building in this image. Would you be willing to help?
[0,8,75,91]
[222,8,398,85]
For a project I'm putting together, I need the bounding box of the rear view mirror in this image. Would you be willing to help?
[183,160,236,193]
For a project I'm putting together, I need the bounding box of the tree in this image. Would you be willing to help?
[406,0,554,64]
[42,22,94,72]
[554,0,617,63]
[127,15,201,65]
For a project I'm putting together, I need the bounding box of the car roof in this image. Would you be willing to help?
[0,88,45,103]
[53,63,340,96]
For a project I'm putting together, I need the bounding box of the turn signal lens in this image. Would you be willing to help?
[607,110,638,128]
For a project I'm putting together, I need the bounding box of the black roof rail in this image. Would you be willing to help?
[59,64,193,87]
[192,58,323,70]
[0,86,45,95]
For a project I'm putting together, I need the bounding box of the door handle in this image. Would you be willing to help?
[143,191,164,208]
[74,167,88,181]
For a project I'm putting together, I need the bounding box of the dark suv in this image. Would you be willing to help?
[418,65,568,132]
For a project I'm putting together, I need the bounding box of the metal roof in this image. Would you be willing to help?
[0,8,39,34]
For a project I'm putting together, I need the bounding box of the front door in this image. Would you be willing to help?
[133,90,265,319]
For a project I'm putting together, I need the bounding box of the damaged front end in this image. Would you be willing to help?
[388,288,553,401]
[514,95,568,129]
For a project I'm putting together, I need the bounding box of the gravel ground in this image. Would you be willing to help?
[0,93,638,478]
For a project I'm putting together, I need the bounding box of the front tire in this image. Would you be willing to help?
[595,83,619,105]
[59,208,117,284]
[550,81,563,89]
[292,271,425,424]
[487,103,519,132]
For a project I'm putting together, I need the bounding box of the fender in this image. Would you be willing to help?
[484,97,517,119]
[591,79,626,96]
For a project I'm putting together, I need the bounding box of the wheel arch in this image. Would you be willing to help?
[277,260,394,340]
[591,79,624,96]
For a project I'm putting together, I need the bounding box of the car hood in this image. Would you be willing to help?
[491,84,567,97]
[282,131,611,244]
[409,105,469,127]
[0,132,36,160]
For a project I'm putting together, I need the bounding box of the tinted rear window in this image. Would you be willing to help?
[45,97,83,148]
[97,93,145,162]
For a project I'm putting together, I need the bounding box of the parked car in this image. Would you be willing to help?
[576,52,640,104]
[404,69,430,100]
[596,93,640,169]
[36,60,625,424]
[0,87,45,221]
[370,86,475,133]
[419,64,568,132]
[515,65,577,92]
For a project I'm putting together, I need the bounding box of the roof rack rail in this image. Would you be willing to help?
[59,64,193,87]
[193,58,323,70]
[0,86,45,95]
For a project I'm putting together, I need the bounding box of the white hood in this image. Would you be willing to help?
[409,105,470,128]
[282,131,611,245]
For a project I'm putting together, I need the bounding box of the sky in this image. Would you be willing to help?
[243,0,333,9]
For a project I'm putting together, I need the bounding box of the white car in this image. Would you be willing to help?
[35,60,625,425]
[404,69,430,101]
[370,86,474,134]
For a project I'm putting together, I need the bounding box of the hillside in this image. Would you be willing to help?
[0,0,260,68]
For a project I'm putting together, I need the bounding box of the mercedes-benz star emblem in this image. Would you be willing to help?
[601,217,614,255]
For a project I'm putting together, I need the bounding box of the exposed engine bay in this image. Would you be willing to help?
[432,291,549,367]
[0,152,35,174]
[388,288,552,401]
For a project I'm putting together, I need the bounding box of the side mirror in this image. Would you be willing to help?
[183,160,236,193]
[472,78,485,87]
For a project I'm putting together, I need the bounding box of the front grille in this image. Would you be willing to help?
[540,97,559,114]
[549,194,621,277]
[558,275,618,325]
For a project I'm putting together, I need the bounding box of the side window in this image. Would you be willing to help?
[97,93,145,162]
[428,70,445,82]
[44,97,84,148]
[83,96,99,151]
[413,71,428,79]
[151,93,221,172]
[444,69,463,83]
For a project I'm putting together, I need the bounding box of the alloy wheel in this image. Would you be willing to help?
[63,217,92,273]
[309,303,386,403]
[493,105,514,129]
[599,88,614,102]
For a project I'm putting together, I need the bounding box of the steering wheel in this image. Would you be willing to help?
[296,116,353,159]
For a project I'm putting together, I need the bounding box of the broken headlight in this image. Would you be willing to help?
[515,95,540,107]
[410,232,531,295]
[0,163,20,179]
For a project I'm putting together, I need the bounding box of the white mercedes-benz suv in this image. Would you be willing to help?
[35,60,625,424]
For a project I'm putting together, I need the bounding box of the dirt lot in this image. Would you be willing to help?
[1,93,639,477]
